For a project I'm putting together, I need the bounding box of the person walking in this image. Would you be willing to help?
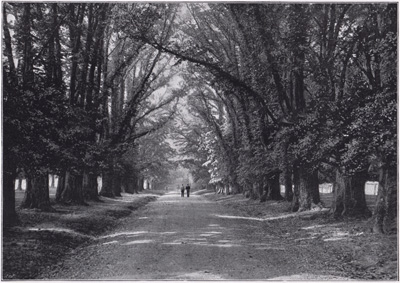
[185,184,191,197]
[180,184,185,197]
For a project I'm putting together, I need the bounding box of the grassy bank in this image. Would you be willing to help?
[203,191,397,280]
[3,191,161,279]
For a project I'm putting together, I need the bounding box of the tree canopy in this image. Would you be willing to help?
[3,3,396,233]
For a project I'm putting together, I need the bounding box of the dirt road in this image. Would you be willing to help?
[39,191,348,280]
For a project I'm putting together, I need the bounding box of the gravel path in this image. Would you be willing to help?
[39,191,350,280]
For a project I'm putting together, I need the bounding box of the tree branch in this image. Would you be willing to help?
[141,37,279,125]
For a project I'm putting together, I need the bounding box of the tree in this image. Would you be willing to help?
[56,3,111,204]
[2,3,68,212]
[3,3,20,226]
[96,3,179,197]
[3,3,396,233]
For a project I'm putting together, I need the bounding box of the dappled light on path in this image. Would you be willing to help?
[26,227,95,239]
[122,239,154,245]
[92,193,288,253]
[99,231,149,239]
[89,194,279,253]
[37,191,355,280]
[323,231,365,242]
[102,241,118,245]
[101,193,160,203]
[301,223,341,230]
[300,222,365,242]
[214,208,329,222]
[214,214,266,221]
[268,273,353,280]
[96,226,246,249]
[172,270,224,280]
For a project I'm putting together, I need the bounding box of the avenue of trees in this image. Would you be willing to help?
[3,3,180,226]
[166,4,397,234]
[3,3,397,234]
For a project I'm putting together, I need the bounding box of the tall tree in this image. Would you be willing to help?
[3,3,20,226]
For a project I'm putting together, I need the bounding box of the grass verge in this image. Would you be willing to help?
[204,191,397,280]
[2,192,160,279]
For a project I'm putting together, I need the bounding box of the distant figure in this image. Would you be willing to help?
[181,184,185,197]
[165,186,168,191]
[185,184,191,197]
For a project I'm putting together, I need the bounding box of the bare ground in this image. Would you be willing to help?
[2,189,398,280]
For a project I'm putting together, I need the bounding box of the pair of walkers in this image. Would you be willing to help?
[180,184,190,197]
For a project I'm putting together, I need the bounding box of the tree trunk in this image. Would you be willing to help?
[49,174,55,188]
[282,139,293,201]
[68,3,86,105]
[3,163,18,227]
[83,169,99,201]
[76,3,94,107]
[55,171,65,202]
[129,179,136,194]
[3,4,17,85]
[57,171,86,205]
[99,170,115,197]
[266,172,284,201]
[350,170,371,216]
[310,170,320,204]
[17,177,23,191]
[21,171,53,211]
[251,181,262,200]
[51,3,63,87]
[123,176,135,194]
[283,168,293,202]
[216,183,223,194]
[120,176,127,193]
[298,166,320,212]
[224,183,230,195]
[332,169,371,217]
[86,4,109,111]
[230,181,241,194]
[260,181,268,202]
[112,173,122,197]
[291,164,300,212]
[21,3,34,89]
[138,176,144,192]
[331,169,350,217]
[131,171,139,194]
[372,166,397,234]
[3,4,19,227]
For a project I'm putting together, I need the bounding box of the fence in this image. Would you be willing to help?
[280,181,379,196]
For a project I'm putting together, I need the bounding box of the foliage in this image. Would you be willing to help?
[160,3,396,206]
[2,3,396,220]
